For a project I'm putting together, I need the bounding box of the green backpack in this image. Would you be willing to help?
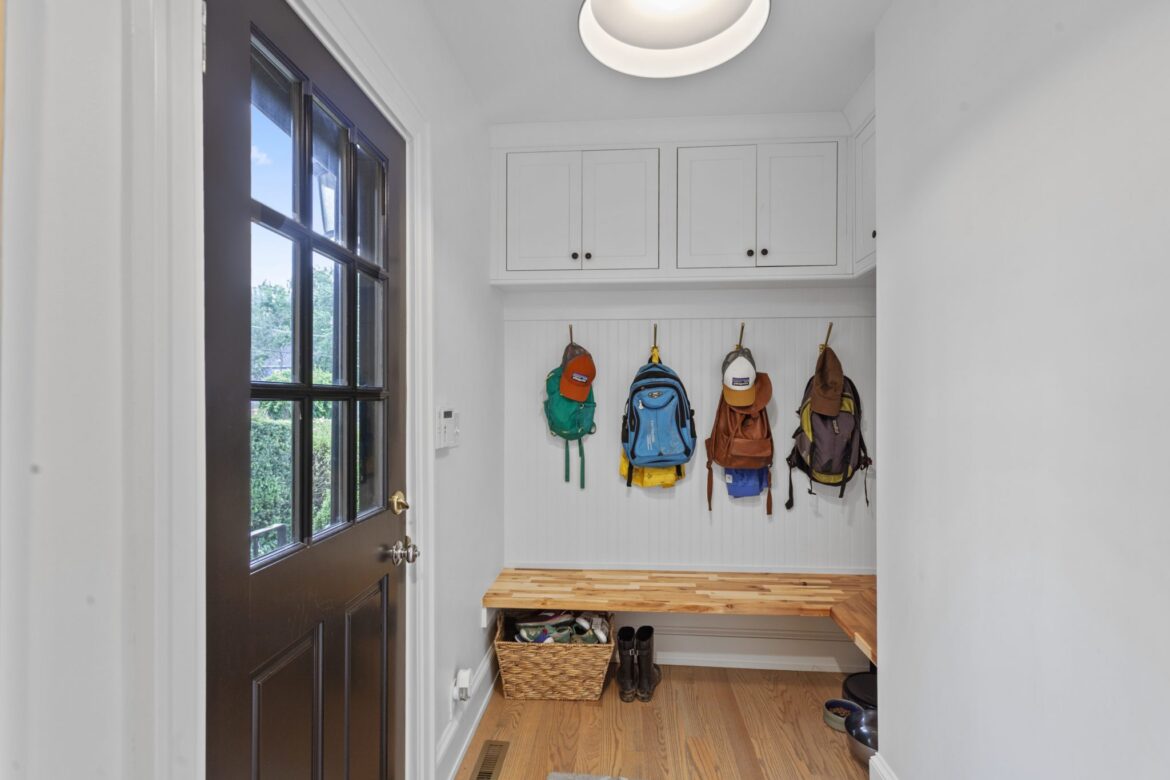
[544,366,597,488]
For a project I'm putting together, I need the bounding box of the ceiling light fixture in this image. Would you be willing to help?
[579,0,770,79]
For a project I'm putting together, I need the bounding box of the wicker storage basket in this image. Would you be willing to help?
[494,612,614,700]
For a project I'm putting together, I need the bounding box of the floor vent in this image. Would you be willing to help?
[471,740,509,780]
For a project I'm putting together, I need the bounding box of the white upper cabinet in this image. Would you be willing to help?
[853,118,877,272]
[581,149,659,270]
[677,145,757,269]
[756,142,839,267]
[506,151,582,271]
[507,149,658,272]
[492,119,868,284]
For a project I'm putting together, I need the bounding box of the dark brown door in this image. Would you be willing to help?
[204,0,408,777]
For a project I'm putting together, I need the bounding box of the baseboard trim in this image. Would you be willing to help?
[435,647,497,780]
[652,622,851,644]
[656,650,869,673]
[870,753,898,780]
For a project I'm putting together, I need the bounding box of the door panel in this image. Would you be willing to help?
[346,580,388,780]
[205,0,408,777]
[506,151,582,270]
[252,628,322,780]
[756,141,838,267]
[582,148,659,270]
[677,145,756,268]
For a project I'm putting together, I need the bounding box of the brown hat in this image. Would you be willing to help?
[559,342,596,402]
[810,346,844,416]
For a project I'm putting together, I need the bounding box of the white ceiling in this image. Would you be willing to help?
[426,0,890,124]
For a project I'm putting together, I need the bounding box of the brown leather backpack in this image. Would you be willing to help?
[705,372,775,515]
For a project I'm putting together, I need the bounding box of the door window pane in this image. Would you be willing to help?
[354,143,384,263]
[356,401,384,515]
[250,47,297,217]
[251,399,299,560]
[312,400,347,535]
[311,100,346,243]
[311,253,345,385]
[251,223,296,383]
[356,272,383,387]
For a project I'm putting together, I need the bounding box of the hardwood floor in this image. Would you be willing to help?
[456,666,868,780]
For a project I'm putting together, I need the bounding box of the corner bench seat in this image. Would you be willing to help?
[483,568,877,663]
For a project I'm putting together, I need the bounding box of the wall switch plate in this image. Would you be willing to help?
[436,407,460,449]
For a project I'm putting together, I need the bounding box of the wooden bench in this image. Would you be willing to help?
[483,568,877,664]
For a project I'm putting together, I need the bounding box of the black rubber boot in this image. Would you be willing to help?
[635,626,662,702]
[617,626,638,702]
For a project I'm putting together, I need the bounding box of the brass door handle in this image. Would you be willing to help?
[390,490,410,515]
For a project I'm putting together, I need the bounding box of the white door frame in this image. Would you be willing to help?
[132,0,437,776]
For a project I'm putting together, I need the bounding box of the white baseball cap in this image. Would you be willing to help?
[721,347,757,406]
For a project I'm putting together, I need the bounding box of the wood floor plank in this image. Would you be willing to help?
[456,665,867,779]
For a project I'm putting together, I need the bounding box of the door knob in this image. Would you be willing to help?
[385,536,420,567]
[390,490,410,515]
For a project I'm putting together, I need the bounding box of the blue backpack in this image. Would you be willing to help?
[620,352,697,485]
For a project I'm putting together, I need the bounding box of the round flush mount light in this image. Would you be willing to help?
[579,0,770,79]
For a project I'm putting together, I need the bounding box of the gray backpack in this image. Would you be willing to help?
[784,375,871,509]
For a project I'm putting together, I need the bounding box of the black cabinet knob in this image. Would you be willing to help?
[585,252,592,260]
[571,252,579,259]
[746,249,755,257]
[872,230,877,239]
[760,248,769,256]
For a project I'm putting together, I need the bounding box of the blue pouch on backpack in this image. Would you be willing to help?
[725,467,769,498]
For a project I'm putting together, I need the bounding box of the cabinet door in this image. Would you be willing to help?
[582,149,659,270]
[506,151,582,271]
[756,142,838,267]
[677,145,756,269]
[854,119,877,268]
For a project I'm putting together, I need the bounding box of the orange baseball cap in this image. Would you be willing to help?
[559,344,596,402]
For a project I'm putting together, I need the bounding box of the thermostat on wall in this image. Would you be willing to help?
[436,407,460,449]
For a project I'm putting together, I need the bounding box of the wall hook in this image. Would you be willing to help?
[821,322,834,352]
[737,322,745,350]
[569,324,574,344]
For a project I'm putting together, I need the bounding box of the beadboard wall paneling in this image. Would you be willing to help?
[502,294,876,573]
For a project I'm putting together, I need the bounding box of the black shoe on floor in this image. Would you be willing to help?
[635,626,661,702]
[617,626,638,702]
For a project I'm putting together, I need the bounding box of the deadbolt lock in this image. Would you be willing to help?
[390,490,410,515]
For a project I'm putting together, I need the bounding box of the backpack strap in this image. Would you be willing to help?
[765,467,773,516]
[578,438,585,490]
[626,456,634,487]
[785,450,796,511]
[706,458,714,512]
[564,440,570,484]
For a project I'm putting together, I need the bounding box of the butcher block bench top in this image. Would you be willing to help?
[829,586,878,665]
[483,568,875,620]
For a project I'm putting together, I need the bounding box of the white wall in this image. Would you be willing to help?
[501,286,876,671]
[875,1,1170,777]
[299,1,505,777]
